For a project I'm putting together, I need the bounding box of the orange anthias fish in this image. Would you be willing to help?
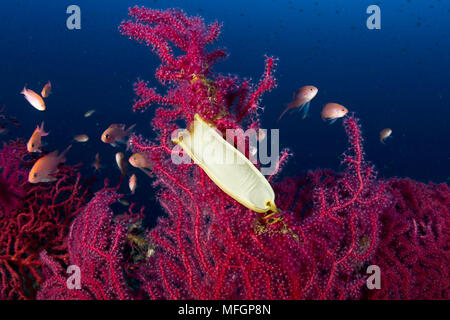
[41,81,52,98]
[278,85,318,122]
[129,153,153,177]
[115,152,128,176]
[380,128,393,144]
[28,145,72,183]
[129,153,153,170]
[27,122,49,153]
[74,134,89,143]
[321,103,349,124]
[101,124,136,147]
[129,173,137,194]
[21,86,46,111]
[119,199,130,206]
[84,109,95,118]
[92,152,102,171]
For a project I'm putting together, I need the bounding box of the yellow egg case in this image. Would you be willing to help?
[172,114,277,214]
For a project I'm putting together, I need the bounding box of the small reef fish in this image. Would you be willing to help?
[278,85,318,121]
[92,152,102,171]
[41,81,52,98]
[321,103,348,124]
[101,123,136,147]
[27,122,49,153]
[84,109,95,118]
[28,145,72,183]
[119,199,130,206]
[129,153,153,170]
[74,134,89,142]
[21,86,46,111]
[380,128,392,144]
[129,152,153,177]
[129,173,137,194]
[115,152,128,176]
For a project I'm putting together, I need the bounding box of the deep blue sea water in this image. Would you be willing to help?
[0,0,449,224]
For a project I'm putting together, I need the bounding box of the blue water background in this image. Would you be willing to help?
[0,0,449,223]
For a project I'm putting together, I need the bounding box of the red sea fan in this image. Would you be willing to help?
[37,185,139,300]
[0,139,88,299]
[118,7,390,299]
[116,6,450,300]
[119,6,276,131]
[0,140,27,215]
[1,5,447,302]
[134,115,389,299]
[368,178,450,299]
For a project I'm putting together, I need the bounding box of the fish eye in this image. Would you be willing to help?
[31,143,35,147]
[33,173,37,177]
[105,134,110,138]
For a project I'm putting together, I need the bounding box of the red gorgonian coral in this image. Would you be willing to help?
[32,6,448,300]
[37,184,139,300]
[0,140,89,299]
[368,178,449,299]
[118,7,448,300]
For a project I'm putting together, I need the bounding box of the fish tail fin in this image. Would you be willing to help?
[380,135,392,144]
[328,118,337,125]
[59,144,72,163]
[301,101,311,120]
[126,124,136,135]
[139,167,154,178]
[126,138,132,152]
[39,122,49,136]
[121,167,129,177]
[92,164,104,172]
[20,85,27,95]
